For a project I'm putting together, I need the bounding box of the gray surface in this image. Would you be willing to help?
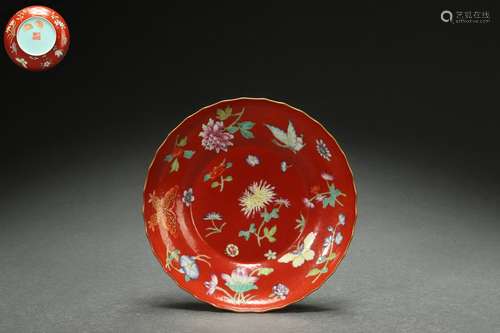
[1,139,499,333]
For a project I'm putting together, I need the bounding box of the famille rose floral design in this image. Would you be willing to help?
[264,250,277,260]
[265,121,305,153]
[165,246,211,282]
[199,106,255,153]
[182,188,195,206]
[303,172,346,209]
[204,267,274,304]
[225,244,239,257]
[306,213,346,282]
[147,186,179,237]
[238,181,291,246]
[164,136,196,173]
[269,283,290,300]
[316,139,332,161]
[278,232,317,268]
[203,212,226,237]
[280,161,292,173]
[246,155,260,167]
[203,159,233,191]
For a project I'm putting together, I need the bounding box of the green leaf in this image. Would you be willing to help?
[177,136,187,147]
[216,106,232,120]
[225,162,233,168]
[321,267,329,273]
[268,225,277,236]
[263,227,269,237]
[224,175,233,182]
[211,181,219,188]
[328,184,344,207]
[170,158,179,173]
[184,275,191,282]
[203,174,211,182]
[238,230,250,241]
[267,235,276,243]
[238,223,256,241]
[240,129,254,139]
[164,154,173,162]
[269,208,279,219]
[256,267,274,276]
[183,150,195,159]
[322,197,330,208]
[226,126,239,134]
[238,121,255,130]
[306,268,322,277]
[327,252,337,261]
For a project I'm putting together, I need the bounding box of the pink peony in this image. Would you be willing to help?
[199,118,234,153]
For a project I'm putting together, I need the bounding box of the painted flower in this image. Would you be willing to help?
[221,267,258,293]
[179,255,199,280]
[204,274,218,295]
[182,188,194,206]
[204,212,222,221]
[338,213,346,225]
[15,57,28,68]
[315,194,326,202]
[321,172,334,181]
[303,198,315,208]
[264,250,277,260]
[199,118,234,153]
[323,235,334,248]
[316,139,332,161]
[272,283,289,299]
[55,49,64,58]
[42,61,51,68]
[239,180,276,218]
[246,155,260,167]
[225,243,239,257]
[274,198,291,208]
[280,161,290,172]
[335,232,343,245]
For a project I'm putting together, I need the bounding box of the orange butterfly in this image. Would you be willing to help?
[148,185,179,238]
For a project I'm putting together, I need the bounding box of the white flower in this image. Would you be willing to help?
[246,155,260,167]
[303,198,315,208]
[274,198,290,208]
[204,274,218,295]
[338,213,345,225]
[280,161,290,172]
[204,212,222,221]
[239,180,276,218]
[42,61,51,68]
[55,49,64,58]
[179,255,199,280]
[335,232,343,245]
[272,283,289,299]
[182,188,195,206]
[321,172,334,181]
[316,139,332,161]
[264,250,277,260]
[199,118,234,153]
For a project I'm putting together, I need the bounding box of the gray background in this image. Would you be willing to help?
[1,1,499,332]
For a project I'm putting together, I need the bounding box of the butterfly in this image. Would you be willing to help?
[278,231,317,267]
[265,121,305,153]
[148,185,179,238]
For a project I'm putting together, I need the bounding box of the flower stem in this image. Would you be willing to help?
[225,108,245,130]
[219,175,224,192]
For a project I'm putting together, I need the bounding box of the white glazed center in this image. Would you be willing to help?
[16,16,56,56]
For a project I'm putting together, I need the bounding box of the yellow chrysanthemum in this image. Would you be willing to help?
[239,180,276,218]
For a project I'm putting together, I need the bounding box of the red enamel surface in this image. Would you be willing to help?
[143,98,357,312]
[4,6,70,71]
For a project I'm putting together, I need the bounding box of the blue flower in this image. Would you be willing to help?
[179,255,199,281]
